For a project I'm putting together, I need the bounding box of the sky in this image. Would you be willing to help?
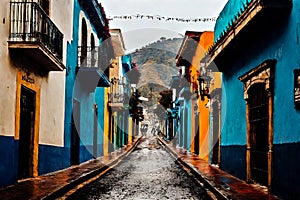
[100,0,228,53]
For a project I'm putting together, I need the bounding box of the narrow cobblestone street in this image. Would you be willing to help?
[67,137,211,200]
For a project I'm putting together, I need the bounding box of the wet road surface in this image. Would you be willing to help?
[67,137,211,200]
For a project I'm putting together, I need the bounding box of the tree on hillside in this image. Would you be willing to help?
[131,37,182,66]
[159,90,172,109]
[153,104,166,121]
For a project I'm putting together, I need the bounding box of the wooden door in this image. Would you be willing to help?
[71,100,80,165]
[248,84,269,186]
[18,86,36,179]
[212,101,220,165]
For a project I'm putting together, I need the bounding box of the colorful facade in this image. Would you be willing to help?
[207,0,299,198]
[173,31,216,161]
[64,0,113,165]
[107,29,132,153]
[0,0,73,187]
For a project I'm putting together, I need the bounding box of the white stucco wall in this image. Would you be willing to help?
[39,72,66,146]
[0,0,74,147]
[0,0,18,137]
[38,0,74,146]
[51,0,74,65]
[79,11,100,47]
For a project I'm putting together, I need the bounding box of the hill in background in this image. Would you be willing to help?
[128,37,183,118]
[130,37,183,89]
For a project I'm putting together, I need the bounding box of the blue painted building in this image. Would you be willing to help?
[207,0,300,198]
[64,0,113,166]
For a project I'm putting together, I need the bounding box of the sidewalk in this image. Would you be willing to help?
[157,136,279,200]
[0,137,141,200]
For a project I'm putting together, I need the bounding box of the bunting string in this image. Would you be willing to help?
[108,14,216,23]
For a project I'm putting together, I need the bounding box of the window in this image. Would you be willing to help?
[80,18,87,65]
[294,69,300,109]
[38,0,50,15]
[91,33,96,67]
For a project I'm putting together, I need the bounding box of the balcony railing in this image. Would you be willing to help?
[9,1,63,61]
[76,46,111,89]
[108,91,125,111]
[78,45,112,81]
[109,92,124,103]
[78,46,100,69]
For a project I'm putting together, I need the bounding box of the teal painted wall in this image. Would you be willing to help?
[64,0,109,164]
[221,73,246,146]
[122,55,132,74]
[95,87,105,156]
[64,0,80,149]
[219,0,300,146]
[214,0,250,42]
[216,0,300,197]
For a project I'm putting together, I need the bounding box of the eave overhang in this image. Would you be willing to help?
[8,41,65,72]
[108,102,124,111]
[76,67,110,92]
[110,29,126,57]
[206,0,292,70]
[176,32,202,67]
[78,0,110,39]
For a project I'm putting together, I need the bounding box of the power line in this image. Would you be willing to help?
[108,14,216,23]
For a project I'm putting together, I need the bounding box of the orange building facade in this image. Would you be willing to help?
[173,31,221,163]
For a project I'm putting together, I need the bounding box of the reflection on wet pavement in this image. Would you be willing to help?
[68,137,210,200]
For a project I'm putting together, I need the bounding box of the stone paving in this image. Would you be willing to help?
[158,136,280,200]
[67,137,211,200]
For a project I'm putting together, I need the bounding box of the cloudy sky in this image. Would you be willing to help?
[100,0,228,52]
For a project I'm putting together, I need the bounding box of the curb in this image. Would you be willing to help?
[157,136,229,200]
[43,136,142,200]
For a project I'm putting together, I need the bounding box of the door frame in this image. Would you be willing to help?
[15,70,40,178]
[18,85,36,179]
[93,104,98,158]
[71,99,80,165]
[239,59,276,190]
[211,95,221,165]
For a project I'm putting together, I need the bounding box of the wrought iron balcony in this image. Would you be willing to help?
[109,92,124,104]
[8,1,64,71]
[76,46,110,89]
[108,79,128,110]
[78,46,100,69]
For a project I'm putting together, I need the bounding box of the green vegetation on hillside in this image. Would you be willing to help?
[131,37,183,66]
[129,37,182,118]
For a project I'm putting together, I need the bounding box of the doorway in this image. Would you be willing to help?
[39,0,50,15]
[93,107,98,158]
[80,18,87,65]
[212,101,220,165]
[248,83,269,186]
[71,100,80,165]
[194,114,199,155]
[239,60,275,189]
[183,107,188,149]
[18,85,36,180]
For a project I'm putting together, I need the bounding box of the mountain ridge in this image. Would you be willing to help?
[130,37,183,89]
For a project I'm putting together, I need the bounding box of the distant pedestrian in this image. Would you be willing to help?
[151,127,156,136]
[141,124,148,136]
